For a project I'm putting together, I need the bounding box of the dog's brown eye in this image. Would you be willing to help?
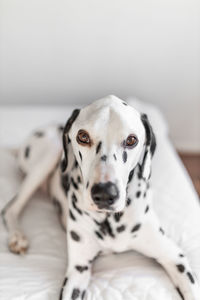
[125,135,138,148]
[77,130,90,145]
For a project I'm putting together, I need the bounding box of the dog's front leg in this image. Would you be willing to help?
[132,211,200,300]
[59,229,100,300]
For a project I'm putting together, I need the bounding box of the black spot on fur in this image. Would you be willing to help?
[67,136,71,143]
[24,146,30,158]
[122,151,127,163]
[95,231,104,240]
[126,198,131,206]
[93,219,100,226]
[62,277,68,286]
[34,131,44,137]
[113,154,117,160]
[176,264,185,273]
[137,164,143,180]
[69,209,76,221]
[176,287,185,300]
[145,205,149,213]
[62,109,80,172]
[71,288,80,300]
[138,152,151,180]
[75,265,89,273]
[86,181,89,189]
[88,251,102,263]
[61,174,70,196]
[179,254,185,258]
[128,169,134,183]
[101,218,115,238]
[114,212,123,222]
[72,193,82,215]
[79,151,82,161]
[148,169,152,180]
[96,141,102,154]
[101,155,107,161]
[141,113,156,156]
[71,177,79,190]
[70,231,80,241]
[61,159,67,173]
[73,160,79,169]
[95,218,115,238]
[77,176,81,183]
[136,191,141,198]
[122,102,128,106]
[72,193,78,202]
[72,198,82,215]
[187,272,195,284]
[131,223,141,233]
[81,290,86,300]
[59,277,68,300]
[116,225,126,233]
[159,227,165,235]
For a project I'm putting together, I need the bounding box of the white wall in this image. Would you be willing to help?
[0,0,200,151]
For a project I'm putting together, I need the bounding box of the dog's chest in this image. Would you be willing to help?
[79,207,144,254]
[96,215,134,253]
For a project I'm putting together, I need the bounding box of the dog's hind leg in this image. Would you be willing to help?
[2,147,61,254]
[49,168,69,231]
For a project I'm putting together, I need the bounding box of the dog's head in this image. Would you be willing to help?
[62,95,156,212]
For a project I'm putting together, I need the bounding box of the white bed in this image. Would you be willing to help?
[0,99,200,300]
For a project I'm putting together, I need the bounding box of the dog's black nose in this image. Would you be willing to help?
[91,182,119,208]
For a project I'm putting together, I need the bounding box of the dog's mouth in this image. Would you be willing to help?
[94,199,116,210]
[96,204,114,211]
[90,199,125,213]
[96,207,124,214]
[89,201,114,212]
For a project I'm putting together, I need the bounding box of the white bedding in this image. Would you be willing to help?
[0,99,200,300]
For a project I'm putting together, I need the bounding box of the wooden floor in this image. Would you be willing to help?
[179,153,200,197]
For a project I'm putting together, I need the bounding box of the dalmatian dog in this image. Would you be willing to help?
[2,95,200,300]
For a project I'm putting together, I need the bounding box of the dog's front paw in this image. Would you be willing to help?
[59,272,89,300]
[61,287,86,300]
[8,231,29,254]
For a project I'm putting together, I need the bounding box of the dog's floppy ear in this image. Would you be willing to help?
[61,109,80,173]
[139,113,156,180]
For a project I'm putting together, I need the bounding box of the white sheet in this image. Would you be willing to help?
[0,99,200,300]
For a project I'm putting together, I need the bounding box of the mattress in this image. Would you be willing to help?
[0,98,200,300]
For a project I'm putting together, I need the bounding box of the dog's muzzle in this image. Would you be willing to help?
[91,182,119,209]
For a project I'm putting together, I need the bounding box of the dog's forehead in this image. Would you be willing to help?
[73,95,144,137]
